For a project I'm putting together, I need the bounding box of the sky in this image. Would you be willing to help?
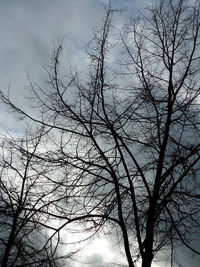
[0,0,199,266]
[0,0,150,135]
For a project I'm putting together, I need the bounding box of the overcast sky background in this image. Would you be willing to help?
[0,0,149,134]
[0,0,199,266]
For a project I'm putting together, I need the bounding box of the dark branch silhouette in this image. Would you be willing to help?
[1,1,200,266]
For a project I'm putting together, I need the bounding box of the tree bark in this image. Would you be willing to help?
[1,224,16,267]
[142,254,154,267]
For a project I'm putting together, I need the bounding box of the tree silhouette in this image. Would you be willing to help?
[1,0,200,266]
[0,130,63,266]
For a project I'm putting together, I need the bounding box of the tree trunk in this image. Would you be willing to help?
[1,230,15,267]
[142,252,154,267]
[1,214,18,267]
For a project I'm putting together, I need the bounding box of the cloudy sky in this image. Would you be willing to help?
[0,0,199,266]
[0,0,151,134]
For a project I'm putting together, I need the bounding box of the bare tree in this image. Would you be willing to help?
[1,0,200,266]
[0,129,63,267]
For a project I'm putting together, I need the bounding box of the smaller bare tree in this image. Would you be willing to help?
[0,128,63,267]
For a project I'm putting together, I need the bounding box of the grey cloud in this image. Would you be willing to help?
[0,0,106,132]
